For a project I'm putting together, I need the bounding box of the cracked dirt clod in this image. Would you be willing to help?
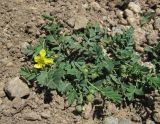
[82,102,92,119]
[4,77,30,99]
[128,2,141,13]
[153,112,160,123]
[23,112,42,121]
[74,15,88,30]
[40,110,51,119]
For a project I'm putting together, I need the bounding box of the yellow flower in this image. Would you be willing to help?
[34,49,53,69]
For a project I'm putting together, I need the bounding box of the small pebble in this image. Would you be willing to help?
[90,2,101,11]
[154,18,160,30]
[124,9,134,18]
[131,114,141,122]
[128,2,141,13]
[156,8,160,16]
[153,112,160,123]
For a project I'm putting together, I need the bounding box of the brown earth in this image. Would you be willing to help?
[0,0,160,124]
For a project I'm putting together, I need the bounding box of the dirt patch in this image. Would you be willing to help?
[0,0,160,124]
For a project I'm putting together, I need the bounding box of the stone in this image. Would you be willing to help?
[21,42,30,49]
[66,18,75,28]
[128,2,141,13]
[111,26,124,36]
[12,98,26,110]
[6,62,14,67]
[82,102,92,119]
[116,10,123,19]
[135,45,144,53]
[0,105,6,113]
[6,42,13,49]
[134,27,146,45]
[0,90,6,98]
[107,17,117,26]
[127,17,137,26]
[124,9,139,26]
[146,119,156,124]
[0,58,9,65]
[37,19,45,26]
[103,116,118,124]
[0,99,2,105]
[119,19,128,25]
[154,18,160,30]
[106,102,118,114]
[74,15,88,30]
[90,2,101,11]
[41,110,51,119]
[124,9,134,18]
[82,3,89,9]
[2,108,16,117]
[118,118,132,124]
[153,112,160,123]
[156,8,160,16]
[54,95,64,110]
[147,30,158,45]
[4,77,30,99]
[83,118,95,124]
[141,62,155,69]
[23,112,42,121]
[131,114,141,122]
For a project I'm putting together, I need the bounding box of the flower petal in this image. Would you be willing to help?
[44,58,53,65]
[34,55,41,63]
[34,64,43,69]
[39,49,46,57]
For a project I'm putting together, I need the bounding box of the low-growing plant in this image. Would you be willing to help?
[20,15,160,111]
[140,11,156,26]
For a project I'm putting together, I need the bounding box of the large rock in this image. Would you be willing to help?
[4,77,30,99]
[74,15,88,30]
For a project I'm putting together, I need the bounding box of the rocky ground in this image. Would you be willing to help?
[0,0,160,124]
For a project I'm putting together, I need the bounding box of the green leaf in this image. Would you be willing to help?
[101,87,122,103]
[42,15,55,21]
[57,82,72,93]
[22,45,34,56]
[45,35,55,43]
[147,75,160,89]
[140,11,156,26]
[47,69,65,90]
[37,70,48,86]
[67,89,77,106]
[126,84,143,101]
[110,75,120,84]
[20,67,36,81]
[144,46,158,58]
